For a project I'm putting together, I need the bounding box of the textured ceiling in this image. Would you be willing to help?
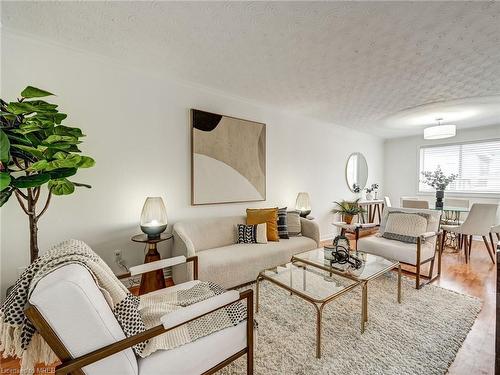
[3,1,500,138]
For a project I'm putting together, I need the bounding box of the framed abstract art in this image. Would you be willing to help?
[191,109,266,205]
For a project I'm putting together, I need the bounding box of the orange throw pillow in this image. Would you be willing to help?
[246,208,279,242]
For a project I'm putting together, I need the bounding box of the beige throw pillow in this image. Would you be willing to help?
[382,211,429,243]
[256,223,268,244]
[287,211,302,236]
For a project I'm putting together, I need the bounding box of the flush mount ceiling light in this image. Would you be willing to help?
[423,118,456,140]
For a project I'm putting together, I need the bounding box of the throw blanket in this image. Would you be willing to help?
[0,239,246,372]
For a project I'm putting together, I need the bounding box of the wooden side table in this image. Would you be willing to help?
[131,233,173,295]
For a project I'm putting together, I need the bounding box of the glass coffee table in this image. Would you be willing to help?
[256,248,401,358]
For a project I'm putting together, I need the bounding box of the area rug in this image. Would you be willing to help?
[218,273,481,375]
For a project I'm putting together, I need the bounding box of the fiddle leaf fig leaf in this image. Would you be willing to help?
[78,156,95,168]
[0,129,10,163]
[0,188,12,207]
[54,125,84,138]
[47,168,77,179]
[43,135,78,144]
[0,172,11,191]
[21,86,54,99]
[12,173,51,188]
[48,178,75,195]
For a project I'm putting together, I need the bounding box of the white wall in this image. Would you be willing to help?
[0,30,384,298]
[384,125,500,208]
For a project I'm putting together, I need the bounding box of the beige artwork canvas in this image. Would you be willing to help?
[191,109,266,205]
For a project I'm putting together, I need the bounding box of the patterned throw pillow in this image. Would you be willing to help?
[287,211,302,236]
[277,207,289,239]
[237,224,257,243]
[237,223,268,244]
[382,211,429,243]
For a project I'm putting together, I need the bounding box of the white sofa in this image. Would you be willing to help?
[172,215,320,288]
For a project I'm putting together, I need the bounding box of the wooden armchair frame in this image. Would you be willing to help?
[25,256,254,375]
[404,231,443,289]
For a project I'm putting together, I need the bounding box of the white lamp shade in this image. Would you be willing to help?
[295,192,311,212]
[424,124,456,140]
[140,197,168,237]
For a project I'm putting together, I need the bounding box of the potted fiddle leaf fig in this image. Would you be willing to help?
[332,199,365,224]
[0,86,95,263]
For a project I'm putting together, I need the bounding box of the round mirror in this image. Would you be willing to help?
[345,152,368,193]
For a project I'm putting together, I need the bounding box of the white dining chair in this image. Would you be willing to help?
[443,198,470,247]
[384,196,392,208]
[401,199,429,209]
[441,203,499,264]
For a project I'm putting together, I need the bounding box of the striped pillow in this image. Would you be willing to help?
[277,207,289,239]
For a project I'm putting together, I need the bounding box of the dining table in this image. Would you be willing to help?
[431,206,470,249]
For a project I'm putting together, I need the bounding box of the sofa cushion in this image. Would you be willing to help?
[247,207,279,241]
[357,235,435,265]
[197,236,317,288]
[382,211,429,243]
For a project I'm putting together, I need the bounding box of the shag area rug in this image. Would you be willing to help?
[218,273,481,375]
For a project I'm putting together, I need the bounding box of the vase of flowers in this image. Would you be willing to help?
[332,199,366,224]
[421,166,457,209]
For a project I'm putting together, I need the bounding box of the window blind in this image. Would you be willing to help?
[419,139,500,194]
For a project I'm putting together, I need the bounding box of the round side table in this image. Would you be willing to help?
[132,233,173,295]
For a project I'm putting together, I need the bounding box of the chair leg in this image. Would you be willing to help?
[468,235,473,259]
[491,233,497,255]
[482,236,495,264]
[462,234,469,263]
[441,230,447,253]
[416,239,421,289]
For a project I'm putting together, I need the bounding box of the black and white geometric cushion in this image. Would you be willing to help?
[237,224,257,243]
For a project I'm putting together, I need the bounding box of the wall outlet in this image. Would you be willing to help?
[114,249,129,272]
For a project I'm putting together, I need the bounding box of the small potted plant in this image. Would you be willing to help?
[421,166,457,208]
[332,199,366,224]
[371,183,379,199]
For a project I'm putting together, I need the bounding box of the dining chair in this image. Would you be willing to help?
[443,198,470,247]
[384,196,392,208]
[401,199,429,209]
[441,203,499,264]
[399,196,418,206]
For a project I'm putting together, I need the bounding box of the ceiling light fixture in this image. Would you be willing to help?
[423,118,456,140]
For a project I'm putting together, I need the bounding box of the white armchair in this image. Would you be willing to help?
[26,256,253,375]
[357,207,443,289]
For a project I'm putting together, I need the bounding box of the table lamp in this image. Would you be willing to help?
[140,197,168,238]
[295,192,311,218]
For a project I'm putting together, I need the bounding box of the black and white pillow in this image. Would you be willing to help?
[237,224,257,243]
[277,207,289,239]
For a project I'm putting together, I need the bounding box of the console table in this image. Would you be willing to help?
[357,199,384,224]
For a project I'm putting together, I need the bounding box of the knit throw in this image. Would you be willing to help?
[0,239,246,372]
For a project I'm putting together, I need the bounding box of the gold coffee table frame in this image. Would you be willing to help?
[256,249,401,358]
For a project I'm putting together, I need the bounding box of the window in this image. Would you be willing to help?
[418,139,500,194]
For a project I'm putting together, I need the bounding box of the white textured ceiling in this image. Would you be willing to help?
[3,1,500,138]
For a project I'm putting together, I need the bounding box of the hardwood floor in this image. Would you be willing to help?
[0,241,496,374]
[434,241,496,375]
